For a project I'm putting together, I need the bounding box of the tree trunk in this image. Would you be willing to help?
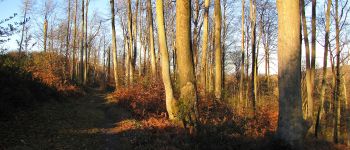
[83,0,89,85]
[250,0,257,113]
[19,8,27,54]
[147,0,157,77]
[315,0,331,138]
[66,0,71,80]
[43,18,48,52]
[72,0,78,81]
[214,0,222,101]
[156,0,177,120]
[301,0,313,120]
[201,0,210,94]
[139,1,143,77]
[133,0,139,75]
[110,0,119,90]
[127,0,134,84]
[311,0,316,94]
[79,0,85,84]
[334,0,340,143]
[276,0,308,147]
[192,0,200,73]
[176,0,199,133]
[239,0,245,108]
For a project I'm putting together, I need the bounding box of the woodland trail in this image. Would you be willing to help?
[0,89,133,150]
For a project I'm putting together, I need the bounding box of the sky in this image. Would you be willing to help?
[0,0,111,51]
[1,0,349,75]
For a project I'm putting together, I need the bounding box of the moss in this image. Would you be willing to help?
[177,82,198,129]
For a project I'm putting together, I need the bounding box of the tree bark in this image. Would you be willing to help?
[276,0,308,147]
[66,0,71,80]
[301,0,314,120]
[250,0,257,113]
[83,0,89,85]
[79,0,85,84]
[333,0,340,143]
[156,0,177,120]
[239,0,245,108]
[176,0,199,133]
[201,0,210,94]
[214,0,222,101]
[127,0,134,84]
[72,0,78,81]
[147,0,157,77]
[311,0,316,94]
[110,0,119,90]
[315,0,331,138]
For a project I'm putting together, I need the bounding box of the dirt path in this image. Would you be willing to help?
[0,89,132,150]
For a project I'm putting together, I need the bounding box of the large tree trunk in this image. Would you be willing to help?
[315,0,331,138]
[110,0,119,90]
[276,0,308,147]
[147,0,157,77]
[155,0,177,120]
[201,0,210,93]
[214,0,222,101]
[176,0,199,133]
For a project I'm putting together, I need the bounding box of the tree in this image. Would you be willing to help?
[311,0,316,99]
[110,0,119,90]
[127,0,134,84]
[19,0,32,53]
[200,0,210,93]
[276,0,308,147]
[0,13,19,49]
[71,0,78,80]
[239,0,245,107]
[79,0,85,83]
[315,0,331,138]
[301,0,314,120]
[65,0,71,79]
[176,0,198,133]
[147,0,156,77]
[192,0,201,70]
[333,0,340,143]
[42,0,54,52]
[214,0,222,101]
[250,0,257,112]
[155,0,177,120]
[83,0,90,85]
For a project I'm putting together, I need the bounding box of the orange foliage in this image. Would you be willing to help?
[108,79,166,118]
[233,105,278,137]
[24,52,83,96]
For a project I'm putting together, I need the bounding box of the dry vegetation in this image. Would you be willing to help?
[0,52,83,119]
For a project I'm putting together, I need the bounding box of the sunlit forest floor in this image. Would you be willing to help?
[1,53,349,150]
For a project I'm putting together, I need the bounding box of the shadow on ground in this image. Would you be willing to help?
[0,89,346,150]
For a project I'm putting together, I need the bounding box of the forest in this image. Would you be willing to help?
[0,0,350,149]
